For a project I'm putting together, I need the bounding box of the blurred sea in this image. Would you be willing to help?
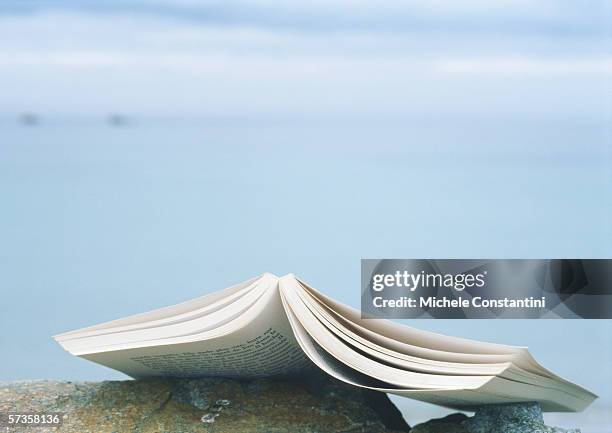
[1,115,611,432]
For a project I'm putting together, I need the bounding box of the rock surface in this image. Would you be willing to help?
[0,377,584,433]
[410,402,580,433]
[0,373,410,433]
[410,413,470,433]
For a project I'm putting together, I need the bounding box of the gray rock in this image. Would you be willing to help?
[410,413,469,433]
[0,373,410,433]
[466,402,580,433]
[410,402,580,433]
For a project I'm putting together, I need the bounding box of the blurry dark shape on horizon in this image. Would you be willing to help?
[19,112,40,126]
[107,114,130,127]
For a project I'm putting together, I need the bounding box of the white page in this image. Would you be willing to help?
[282,299,399,390]
[279,275,493,389]
[283,290,593,412]
[294,284,511,376]
[298,280,524,356]
[296,284,592,402]
[58,276,263,341]
[58,277,273,354]
[76,278,313,378]
[56,274,264,339]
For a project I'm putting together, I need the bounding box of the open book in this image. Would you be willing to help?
[54,273,596,412]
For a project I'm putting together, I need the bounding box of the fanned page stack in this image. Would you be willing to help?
[54,273,596,412]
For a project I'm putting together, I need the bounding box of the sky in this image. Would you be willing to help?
[0,0,610,118]
[0,1,611,432]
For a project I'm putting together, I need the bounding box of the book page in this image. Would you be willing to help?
[76,279,313,378]
[285,299,591,412]
[283,302,397,390]
[281,277,595,412]
[56,274,263,339]
[297,277,594,395]
[293,283,511,376]
[61,278,272,354]
[279,275,493,389]
[298,278,533,362]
